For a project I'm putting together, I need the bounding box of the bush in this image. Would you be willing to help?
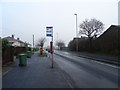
[2,39,9,51]
[26,47,31,51]
[33,48,39,51]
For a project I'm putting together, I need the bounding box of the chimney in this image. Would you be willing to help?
[12,35,14,38]
[17,38,20,40]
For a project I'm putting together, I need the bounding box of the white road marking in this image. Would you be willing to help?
[55,52,120,69]
[76,55,119,69]
[91,60,119,69]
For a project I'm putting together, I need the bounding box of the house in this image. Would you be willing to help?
[3,35,26,47]
[97,25,119,41]
[25,42,32,47]
[95,25,120,52]
[73,36,88,41]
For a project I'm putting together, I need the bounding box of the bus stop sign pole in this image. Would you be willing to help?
[46,26,54,68]
[50,40,53,68]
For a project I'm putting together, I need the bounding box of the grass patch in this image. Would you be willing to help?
[38,52,47,57]
[57,49,74,52]
[32,52,34,55]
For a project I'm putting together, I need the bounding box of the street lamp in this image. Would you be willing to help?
[74,13,78,51]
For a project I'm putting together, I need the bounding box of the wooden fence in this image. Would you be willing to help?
[2,47,27,65]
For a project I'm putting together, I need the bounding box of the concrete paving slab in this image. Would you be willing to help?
[2,52,70,88]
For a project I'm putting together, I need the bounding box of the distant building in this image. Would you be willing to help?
[3,35,26,47]
[73,36,88,41]
[60,46,69,50]
[98,25,120,39]
[25,42,32,47]
[95,25,120,52]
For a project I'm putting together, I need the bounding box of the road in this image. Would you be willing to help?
[51,50,120,88]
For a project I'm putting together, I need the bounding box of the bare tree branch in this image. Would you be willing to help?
[79,18,104,52]
[79,18,104,38]
[36,37,46,48]
[55,40,65,49]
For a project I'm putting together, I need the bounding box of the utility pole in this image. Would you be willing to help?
[33,34,34,51]
[74,13,78,51]
[57,32,58,41]
[56,32,58,49]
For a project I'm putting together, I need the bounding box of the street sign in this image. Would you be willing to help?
[46,26,53,37]
[46,26,54,68]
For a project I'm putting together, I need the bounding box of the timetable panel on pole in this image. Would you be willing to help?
[46,27,53,37]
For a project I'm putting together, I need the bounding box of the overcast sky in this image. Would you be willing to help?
[1,0,119,47]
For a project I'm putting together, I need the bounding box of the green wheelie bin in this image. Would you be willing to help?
[19,54,27,66]
[27,51,32,58]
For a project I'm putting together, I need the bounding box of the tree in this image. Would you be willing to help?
[79,18,104,52]
[55,40,65,50]
[68,40,76,51]
[36,37,46,48]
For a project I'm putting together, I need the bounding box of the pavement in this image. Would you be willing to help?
[2,52,70,88]
[2,62,16,76]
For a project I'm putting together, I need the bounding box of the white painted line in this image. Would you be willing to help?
[76,56,120,69]
[91,60,119,69]
[55,52,120,69]
[72,55,119,69]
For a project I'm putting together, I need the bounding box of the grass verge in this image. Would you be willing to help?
[38,52,47,57]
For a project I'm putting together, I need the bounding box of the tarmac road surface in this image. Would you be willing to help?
[53,50,120,88]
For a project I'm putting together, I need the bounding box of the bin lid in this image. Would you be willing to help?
[19,54,27,56]
[27,51,31,52]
